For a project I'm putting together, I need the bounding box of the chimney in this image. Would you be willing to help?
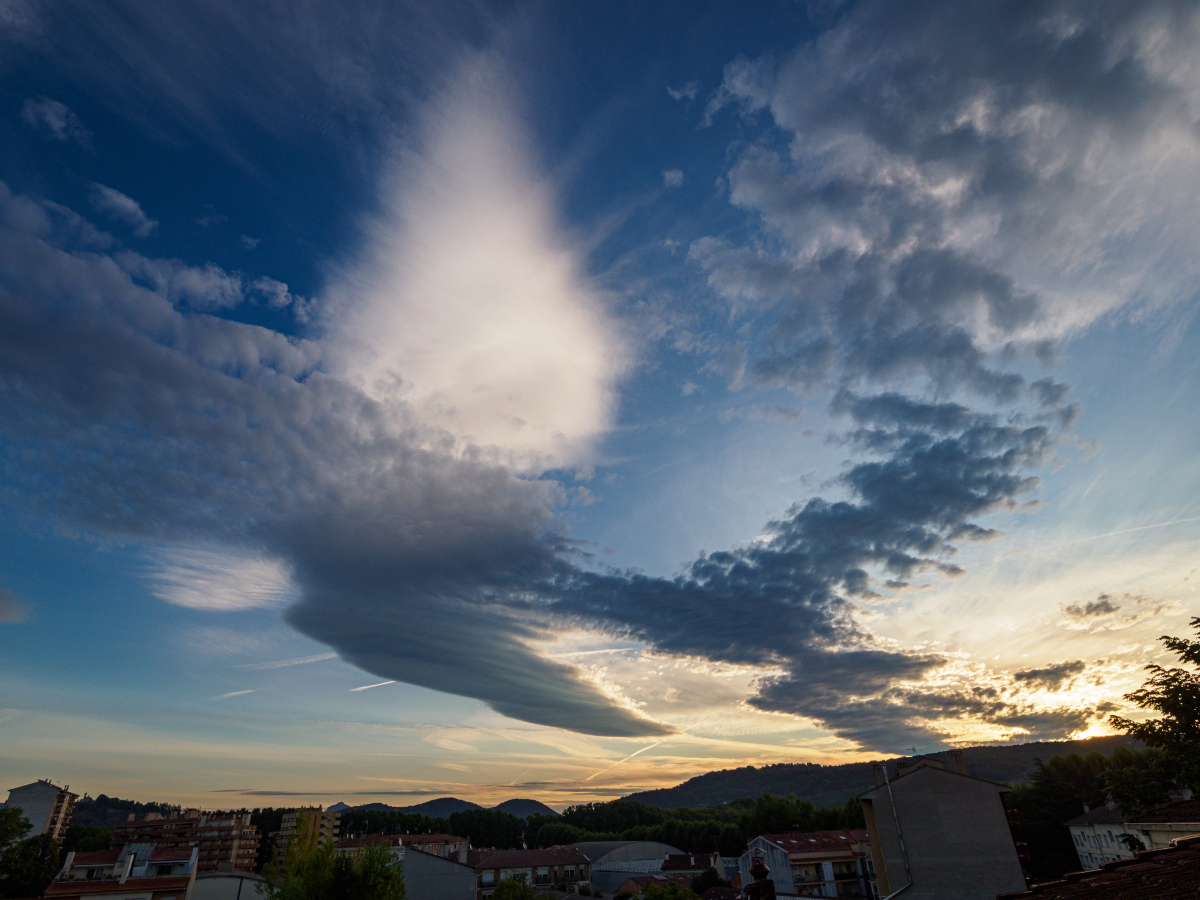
[872,763,886,787]
[948,749,968,776]
[1083,803,1090,813]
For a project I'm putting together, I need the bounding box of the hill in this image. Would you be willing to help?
[350,797,483,817]
[494,798,559,818]
[622,735,1140,809]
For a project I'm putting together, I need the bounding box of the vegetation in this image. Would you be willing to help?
[61,824,114,854]
[689,866,730,896]
[1110,617,1200,789]
[491,877,536,900]
[0,829,60,899]
[259,814,405,900]
[1005,744,1186,881]
[69,794,178,828]
[447,810,525,850]
[643,881,700,900]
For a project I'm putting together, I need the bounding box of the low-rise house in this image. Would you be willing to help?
[1125,798,1200,850]
[858,751,1025,900]
[4,779,78,844]
[997,832,1200,899]
[403,846,477,900]
[47,843,198,900]
[335,833,470,861]
[472,847,590,898]
[662,851,721,880]
[1064,805,1136,869]
[613,873,692,897]
[739,831,873,898]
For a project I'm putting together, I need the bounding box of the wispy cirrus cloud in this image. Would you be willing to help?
[149,549,293,611]
[89,183,158,237]
[21,97,92,147]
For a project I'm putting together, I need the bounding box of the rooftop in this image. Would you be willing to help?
[758,830,869,855]
[663,852,721,871]
[1065,806,1125,827]
[1129,799,1200,825]
[45,876,193,896]
[472,848,589,869]
[997,834,1200,899]
[68,850,120,866]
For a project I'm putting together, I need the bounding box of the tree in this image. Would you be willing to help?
[689,867,730,896]
[1110,617,1200,789]
[1102,746,1175,815]
[644,881,700,900]
[62,825,113,854]
[491,877,536,900]
[258,814,405,900]
[0,811,30,852]
[0,834,61,899]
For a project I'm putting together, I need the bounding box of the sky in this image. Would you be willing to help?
[1,0,1199,812]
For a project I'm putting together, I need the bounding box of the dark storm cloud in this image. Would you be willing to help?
[1013,659,1087,691]
[695,0,1200,399]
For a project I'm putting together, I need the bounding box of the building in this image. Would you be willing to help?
[334,833,470,861]
[738,831,874,898]
[858,752,1026,900]
[569,840,683,894]
[613,873,692,897]
[997,832,1200,899]
[47,843,198,900]
[4,779,79,844]
[111,812,260,873]
[662,851,722,880]
[276,807,341,850]
[403,846,477,900]
[1064,804,1136,869]
[472,847,590,898]
[1124,797,1200,851]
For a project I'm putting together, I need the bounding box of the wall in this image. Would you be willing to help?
[403,847,476,900]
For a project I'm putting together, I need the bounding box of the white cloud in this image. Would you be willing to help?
[666,82,699,102]
[237,652,338,670]
[662,169,684,188]
[325,55,628,468]
[241,235,260,249]
[149,548,293,611]
[21,97,92,147]
[89,183,158,237]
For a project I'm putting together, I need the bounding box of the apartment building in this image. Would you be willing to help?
[110,812,260,873]
[472,847,590,899]
[739,831,874,898]
[859,753,1026,900]
[277,806,341,849]
[47,843,198,900]
[335,833,470,861]
[4,779,79,844]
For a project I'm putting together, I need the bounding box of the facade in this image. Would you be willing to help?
[858,754,1026,900]
[111,812,260,873]
[403,846,477,900]
[47,843,198,900]
[472,847,590,899]
[277,807,341,849]
[614,874,692,896]
[4,779,79,844]
[569,840,683,895]
[335,833,470,861]
[739,831,874,898]
[1064,805,1136,869]
[1125,798,1200,851]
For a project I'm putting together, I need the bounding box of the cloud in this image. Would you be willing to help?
[196,212,227,227]
[667,82,699,102]
[1013,660,1087,692]
[719,404,804,424]
[0,587,29,623]
[680,382,699,396]
[89,183,158,237]
[1062,595,1123,620]
[148,548,294,611]
[21,97,92,147]
[692,0,1200,399]
[324,54,628,467]
[236,652,337,670]
[212,690,255,700]
[240,235,260,248]
[662,170,683,188]
[1059,592,1178,632]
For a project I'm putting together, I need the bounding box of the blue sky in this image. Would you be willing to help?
[2,0,1199,810]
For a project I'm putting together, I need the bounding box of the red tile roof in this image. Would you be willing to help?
[472,848,589,870]
[46,876,193,895]
[150,847,194,861]
[759,830,869,855]
[399,834,466,844]
[998,834,1200,899]
[68,850,120,866]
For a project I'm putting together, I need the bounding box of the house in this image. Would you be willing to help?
[738,831,873,898]
[111,812,260,873]
[472,847,590,898]
[4,779,78,844]
[1124,797,1200,850]
[46,843,198,900]
[334,833,470,861]
[613,873,692,897]
[1064,804,1136,869]
[997,832,1200,899]
[402,846,478,900]
[662,851,722,880]
[859,751,1025,900]
[569,840,683,894]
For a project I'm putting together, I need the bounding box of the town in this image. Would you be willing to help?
[4,739,1200,900]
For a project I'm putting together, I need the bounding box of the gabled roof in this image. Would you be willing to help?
[860,760,1010,796]
[1065,806,1125,827]
[997,833,1200,899]
[399,833,466,844]
[1128,799,1200,825]
[663,852,721,871]
[472,847,589,869]
[45,876,193,895]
